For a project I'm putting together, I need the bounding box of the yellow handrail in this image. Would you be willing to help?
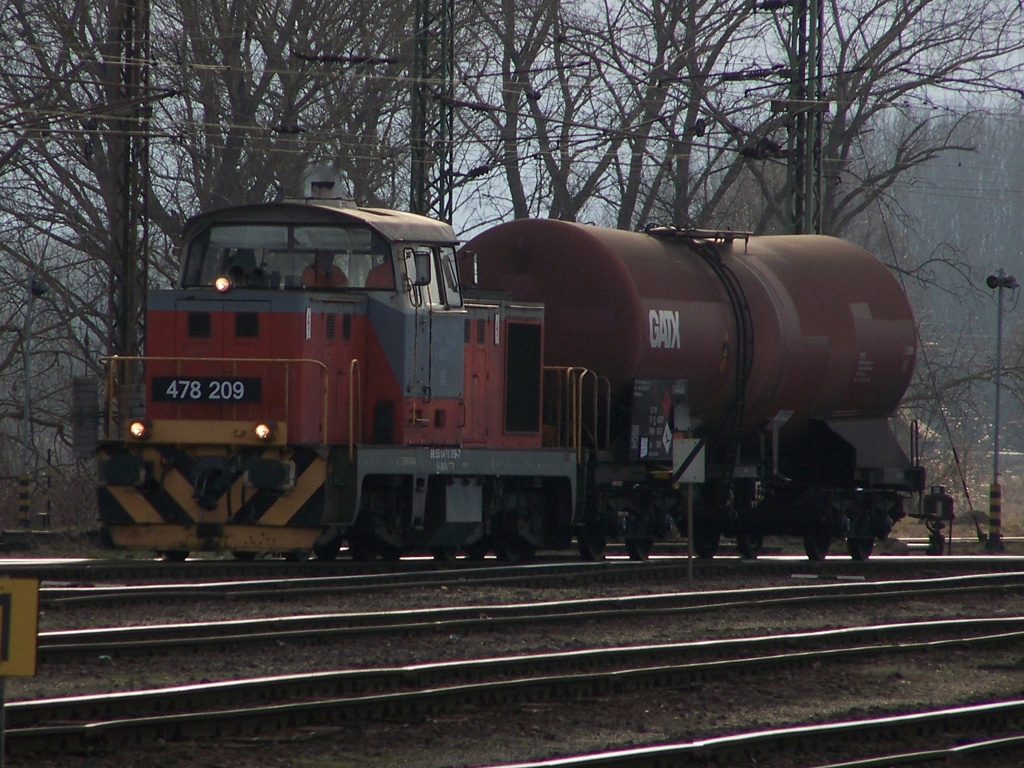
[543,365,601,464]
[348,358,362,461]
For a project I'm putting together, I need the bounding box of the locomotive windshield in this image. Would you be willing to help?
[182,223,395,290]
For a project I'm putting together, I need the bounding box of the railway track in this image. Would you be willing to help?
[12,557,1024,766]
[34,572,1024,660]
[6,549,1024,600]
[8,615,1024,761]
[18,554,1024,610]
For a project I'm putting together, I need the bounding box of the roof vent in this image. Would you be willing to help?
[311,181,336,198]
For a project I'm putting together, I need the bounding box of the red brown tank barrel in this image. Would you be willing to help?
[459,219,916,434]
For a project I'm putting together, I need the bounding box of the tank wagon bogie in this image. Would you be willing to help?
[87,199,923,562]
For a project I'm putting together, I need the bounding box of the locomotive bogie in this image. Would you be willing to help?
[328,444,577,560]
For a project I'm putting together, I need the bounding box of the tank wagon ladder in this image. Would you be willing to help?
[642,226,767,558]
[644,226,755,468]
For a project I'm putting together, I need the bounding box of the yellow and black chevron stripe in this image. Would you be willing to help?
[98,440,329,553]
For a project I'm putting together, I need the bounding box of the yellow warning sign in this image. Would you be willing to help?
[0,578,39,677]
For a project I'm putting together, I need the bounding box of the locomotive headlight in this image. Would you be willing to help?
[128,418,152,440]
[254,421,277,441]
[214,275,233,293]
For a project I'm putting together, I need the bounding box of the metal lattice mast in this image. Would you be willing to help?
[108,0,150,357]
[410,0,455,222]
[772,0,825,234]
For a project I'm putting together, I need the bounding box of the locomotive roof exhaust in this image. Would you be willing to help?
[311,180,336,198]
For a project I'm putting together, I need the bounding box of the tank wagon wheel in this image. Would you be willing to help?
[162,550,189,562]
[802,530,832,561]
[625,536,654,561]
[231,551,258,562]
[577,523,608,561]
[735,533,764,560]
[846,537,874,561]
[431,546,458,563]
[691,524,721,559]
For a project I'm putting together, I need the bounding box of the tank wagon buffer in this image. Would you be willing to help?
[94,198,579,562]
[458,219,927,561]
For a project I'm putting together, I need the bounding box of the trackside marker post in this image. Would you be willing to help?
[0,578,40,768]
[673,437,706,586]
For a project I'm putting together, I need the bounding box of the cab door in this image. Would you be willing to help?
[404,246,464,400]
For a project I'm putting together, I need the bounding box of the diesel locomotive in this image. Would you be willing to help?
[90,193,924,561]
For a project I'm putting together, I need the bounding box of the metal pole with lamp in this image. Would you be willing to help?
[985,269,1017,552]
[18,277,47,530]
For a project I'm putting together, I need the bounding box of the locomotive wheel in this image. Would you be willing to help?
[577,524,607,561]
[736,533,764,560]
[431,546,458,563]
[802,530,832,561]
[313,543,340,561]
[691,524,721,559]
[231,550,257,561]
[625,536,654,561]
[464,541,489,561]
[347,535,376,561]
[846,536,874,561]
[162,550,189,562]
[495,537,536,563]
[313,531,344,561]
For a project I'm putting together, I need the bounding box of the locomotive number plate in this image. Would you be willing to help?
[152,376,262,403]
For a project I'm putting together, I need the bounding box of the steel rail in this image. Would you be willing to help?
[797,732,1024,767]
[477,701,1024,767]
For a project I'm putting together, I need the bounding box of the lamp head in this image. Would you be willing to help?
[987,274,1018,290]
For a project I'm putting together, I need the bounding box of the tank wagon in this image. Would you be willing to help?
[91,198,923,561]
[458,219,924,560]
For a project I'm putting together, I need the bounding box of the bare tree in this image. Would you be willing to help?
[0,0,418,502]
[453,0,1024,238]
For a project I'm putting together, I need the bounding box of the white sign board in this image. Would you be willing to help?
[672,437,705,484]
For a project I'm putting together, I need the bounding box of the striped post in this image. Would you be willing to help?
[17,473,31,529]
[986,481,1004,552]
